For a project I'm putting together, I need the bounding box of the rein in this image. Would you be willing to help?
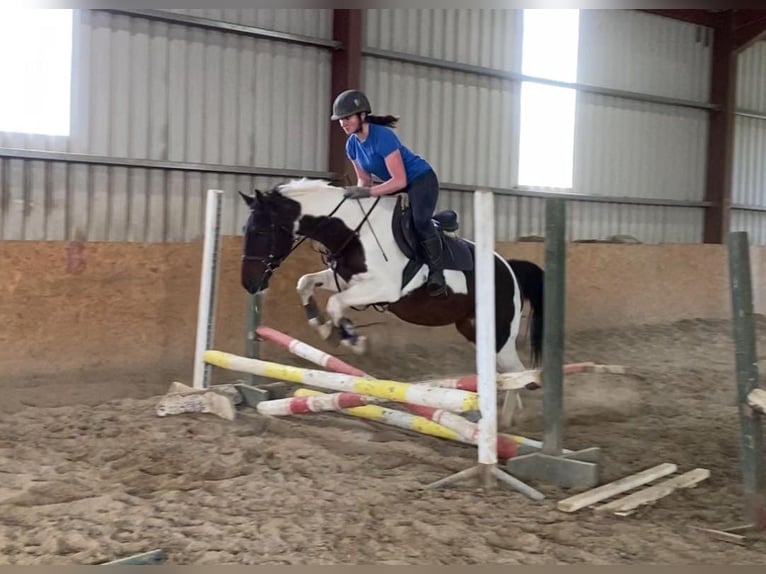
[325,196,382,264]
[243,193,385,293]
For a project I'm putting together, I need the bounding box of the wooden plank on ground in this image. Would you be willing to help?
[496,363,629,391]
[596,468,710,515]
[747,388,766,414]
[557,462,677,513]
[690,526,751,546]
[100,549,167,565]
[562,362,628,375]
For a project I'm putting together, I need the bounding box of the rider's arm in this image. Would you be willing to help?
[351,160,373,188]
[370,150,407,196]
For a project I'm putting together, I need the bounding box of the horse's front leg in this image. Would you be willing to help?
[325,276,393,355]
[296,268,343,341]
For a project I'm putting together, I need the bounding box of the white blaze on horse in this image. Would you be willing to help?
[239,178,544,425]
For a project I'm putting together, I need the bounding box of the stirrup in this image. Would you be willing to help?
[427,272,447,296]
[428,283,447,296]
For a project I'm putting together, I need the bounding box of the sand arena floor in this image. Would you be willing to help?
[2,317,766,565]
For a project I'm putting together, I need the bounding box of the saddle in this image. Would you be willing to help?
[391,194,474,290]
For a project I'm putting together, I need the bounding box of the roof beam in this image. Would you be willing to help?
[638,9,719,28]
[733,10,766,29]
[733,12,766,52]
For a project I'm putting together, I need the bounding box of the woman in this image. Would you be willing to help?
[331,89,446,297]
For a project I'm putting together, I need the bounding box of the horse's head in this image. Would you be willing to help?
[239,187,301,293]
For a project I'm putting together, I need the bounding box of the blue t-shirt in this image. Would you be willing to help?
[345,123,432,183]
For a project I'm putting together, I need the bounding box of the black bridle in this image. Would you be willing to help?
[240,194,383,292]
[240,221,296,270]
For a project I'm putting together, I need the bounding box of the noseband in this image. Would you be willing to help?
[241,194,379,290]
[241,195,352,270]
[241,222,297,272]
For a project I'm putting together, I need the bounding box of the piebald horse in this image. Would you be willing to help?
[238,178,544,426]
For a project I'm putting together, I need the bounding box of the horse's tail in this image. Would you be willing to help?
[507,259,544,367]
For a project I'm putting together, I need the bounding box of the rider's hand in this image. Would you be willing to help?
[343,186,372,200]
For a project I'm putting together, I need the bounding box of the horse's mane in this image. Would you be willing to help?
[276,178,342,199]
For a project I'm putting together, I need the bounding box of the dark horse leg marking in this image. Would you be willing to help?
[303,296,321,322]
[303,295,334,340]
[455,317,476,343]
[338,317,359,343]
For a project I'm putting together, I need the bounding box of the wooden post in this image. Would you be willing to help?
[727,230,766,528]
[245,292,264,386]
[504,197,600,491]
[542,198,566,455]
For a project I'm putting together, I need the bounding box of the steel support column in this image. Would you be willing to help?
[328,9,363,186]
[703,11,737,244]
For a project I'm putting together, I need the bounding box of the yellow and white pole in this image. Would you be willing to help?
[203,350,478,412]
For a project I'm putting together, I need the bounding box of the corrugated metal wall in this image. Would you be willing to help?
[2,9,761,245]
[0,9,333,241]
[571,10,711,243]
[577,11,712,101]
[362,9,520,189]
[362,9,521,242]
[361,9,713,243]
[731,41,766,245]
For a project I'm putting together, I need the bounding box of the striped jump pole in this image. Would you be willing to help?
[257,385,479,443]
[255,326,368,377]
[292,389,521,461]
[203,350,478,412]
[402,401,571,455]
[258,389,378,416]
[422,363,626,393]
[257,385,489,447]
[255,325,478,418]
[423,372,537,392]
[258,389,570,456]
[254,327,483,438]
[257,325,538,395]
[254,325,561,456]
[257,325,538,391]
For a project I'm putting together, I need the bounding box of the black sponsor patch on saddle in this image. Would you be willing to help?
[391,195,474,290]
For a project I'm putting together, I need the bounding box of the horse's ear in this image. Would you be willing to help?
[238,190,255,206]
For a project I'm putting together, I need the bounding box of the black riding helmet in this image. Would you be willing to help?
[331,89,372,120]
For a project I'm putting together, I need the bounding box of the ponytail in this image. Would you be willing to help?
[366,114,399,128]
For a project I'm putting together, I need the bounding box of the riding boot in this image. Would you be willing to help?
[420,230,447,297]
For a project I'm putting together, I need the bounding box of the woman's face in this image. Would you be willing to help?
[339,113,363,135]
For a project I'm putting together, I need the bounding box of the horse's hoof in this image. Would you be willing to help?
[462,410,481,424]
[499,390,521,429]
[353,336,368,354]
[317,321,334,340]
[341,336,367,355]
